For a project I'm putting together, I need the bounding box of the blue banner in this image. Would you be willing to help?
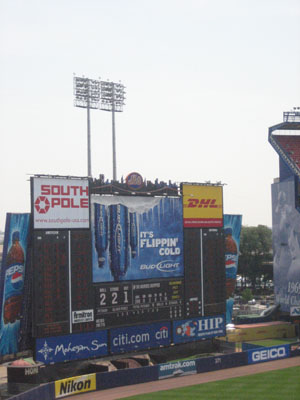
[173,315,225,344]
[35,331,108,364]
[0,213,30,355]
[159,359,196,379]
[224,214,242,324]
[92,196,184,282]
[247,344,290,364]
[110,321,171,354]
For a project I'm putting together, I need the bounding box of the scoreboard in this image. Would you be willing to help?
[94,279,184,328]
[31,176,226,351]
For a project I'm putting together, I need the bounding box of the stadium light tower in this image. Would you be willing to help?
[99,81,126,181]
[73,76,100,177]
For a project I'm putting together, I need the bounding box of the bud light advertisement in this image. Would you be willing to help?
[0,213,30,355]
[224,214,242,324]
[92,196,184,282]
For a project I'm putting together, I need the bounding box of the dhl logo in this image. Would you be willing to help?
[184,198,222,209]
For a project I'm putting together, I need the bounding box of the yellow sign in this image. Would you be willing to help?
[55,373,96,398]
[182,184,223,228]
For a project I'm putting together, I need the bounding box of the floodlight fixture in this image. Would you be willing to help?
[73,75,126,181]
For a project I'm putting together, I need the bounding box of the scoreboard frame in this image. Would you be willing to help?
[31,175,226,362]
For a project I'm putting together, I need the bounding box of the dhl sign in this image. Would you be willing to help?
[182,184,223,228]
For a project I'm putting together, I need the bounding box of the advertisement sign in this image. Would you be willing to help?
[35,331,108,364]
[110,321,171,354]
[55,374,96,398]
[272,180,300,312]
[290,306,300,316]
[173,315,225,344]
[182,184,223,228]
[248,344,290,364]
[0,213,30,355]
[159,360,196,379]
[224,215,242,324]
[32,177,90,229]
[92,196,183,282]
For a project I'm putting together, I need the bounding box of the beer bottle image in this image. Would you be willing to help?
[225,227,238,298]
[2,231,25,325]
[94,204,108,267]
[109,204,130,281]
[129,212,138,258]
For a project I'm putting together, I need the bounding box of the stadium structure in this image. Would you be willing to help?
[269,107,300,316]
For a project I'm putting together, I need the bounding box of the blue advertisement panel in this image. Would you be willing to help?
[35,331,108,364]
[110,321,171,354]
[224,214,242,324]
[272,180,300,313]
[0,213,30,355]
[159,359,196,379]
[173,315,225,344]
[248,344,290,364]
[92,196,184,282]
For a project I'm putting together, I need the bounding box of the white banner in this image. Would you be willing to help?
[33,177,90,229]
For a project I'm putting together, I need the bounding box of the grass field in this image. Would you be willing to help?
[123,366,300,400]
[245,338,298,347]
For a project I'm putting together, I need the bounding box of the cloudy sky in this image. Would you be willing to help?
[0,0,299,230]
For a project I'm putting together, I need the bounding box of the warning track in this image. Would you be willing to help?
[74,356,300,400]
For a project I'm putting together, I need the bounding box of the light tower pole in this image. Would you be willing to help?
[99,80,126,181]
[73,76,100,177]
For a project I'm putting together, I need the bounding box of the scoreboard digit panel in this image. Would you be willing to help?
[202,228,226,316]
[33,231,70,337]
[183,228,202,317]
[71,230,95,333]
[95,278,184,329]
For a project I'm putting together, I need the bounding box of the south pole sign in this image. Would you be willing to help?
[32,177,90,229]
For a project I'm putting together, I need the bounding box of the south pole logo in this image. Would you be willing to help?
[35,196,50,214]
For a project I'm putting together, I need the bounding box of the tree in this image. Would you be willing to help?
[238,225,273,289]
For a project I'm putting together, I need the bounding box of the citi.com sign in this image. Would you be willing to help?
[32,177,90,229]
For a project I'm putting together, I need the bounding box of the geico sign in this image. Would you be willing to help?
[251,346,287,362]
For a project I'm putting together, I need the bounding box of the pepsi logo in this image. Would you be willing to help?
[11,271,23,289]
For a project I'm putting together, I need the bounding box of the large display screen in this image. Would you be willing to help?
[91,196,184,282]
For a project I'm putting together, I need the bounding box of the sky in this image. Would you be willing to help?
[0,0,299,231]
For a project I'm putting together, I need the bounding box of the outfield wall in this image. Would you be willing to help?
[9,343,300,399]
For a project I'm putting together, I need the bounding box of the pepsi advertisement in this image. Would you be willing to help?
[224,214,242,324]
[110,321,171,354]
[92,196,184,282]
[0,213,30,355]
